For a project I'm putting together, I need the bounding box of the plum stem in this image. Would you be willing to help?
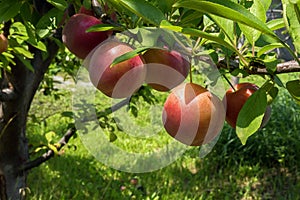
[189,63,193,83]
[222,74,236,92]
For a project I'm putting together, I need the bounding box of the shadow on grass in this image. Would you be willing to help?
[27,90,300,199]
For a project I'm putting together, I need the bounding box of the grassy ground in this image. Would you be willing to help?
[26,73,300,199]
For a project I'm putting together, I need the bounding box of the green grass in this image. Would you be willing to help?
[26,73,300,199]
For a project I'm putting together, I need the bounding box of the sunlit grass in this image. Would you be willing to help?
[26,73,300,199]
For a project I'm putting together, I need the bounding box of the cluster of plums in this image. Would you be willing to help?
[62,7,271,146]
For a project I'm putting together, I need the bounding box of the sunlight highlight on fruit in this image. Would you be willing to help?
[62,14,112,59]
[162,83,226,146]
[88,39,146,98]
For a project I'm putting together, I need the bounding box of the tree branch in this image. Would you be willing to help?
[26,39,60,111]
[19,127,76,173]
[261,60,300,74]
[217,59,300,75]
[20,95,131,172]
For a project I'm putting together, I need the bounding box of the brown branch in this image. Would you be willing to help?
[260,60,300,74]
[20,95,130,173]
[19,127,76,173]
[217,59,300,75]
[26,39,60,111]
[20,85,144,173]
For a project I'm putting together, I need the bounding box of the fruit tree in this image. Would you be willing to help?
[0,0,300,199]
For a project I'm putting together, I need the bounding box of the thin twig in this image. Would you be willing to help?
[222,74,236,91]
[19,127,76,173]
[20,94,130,173]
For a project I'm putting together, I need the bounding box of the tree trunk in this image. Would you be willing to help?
[0,95,29,200]
[0,40,59,199]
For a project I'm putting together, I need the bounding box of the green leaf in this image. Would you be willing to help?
[61,111,74,118]
[109,132,118,142]
[86,24,124,32]
[10,22,28,38]
[210,15,235,43]
[36,8,65,38]
[264,53,278,73]
[274,75,285,87]
[260,0,272,11]
[46,0,68,11]
[119,0,166,26]
[110,47,150,67]
[82,0,92,9]
[239,0,268,44]
[33,146,48,153]
[23,21,46,51]
[0,1,22,22]
[286,80,300,104]
[48,144,59,155]
[0,54,7,66]
[174,0,299,63]
[36,8,64,29]
[283,2,300,54]
[260,80,274,92]
[160,21,182,32]
[32,41,47,52]
[180,10,204,26]
[15,55,34,72]
[20,2,32,21]
[174,0,277,38]
[257,43,284,57]
[157,0,177,13]
[289,0,300,4]
[24,21,37,45]
[266,18,285,31]
[267,86,279,105]
[45,131,56,143]
[137,27,166,46]
[13,47,33,59]
[230,68,249,77]
[236,89,268,145]
[104,0,125,15]
[260,81,279,104]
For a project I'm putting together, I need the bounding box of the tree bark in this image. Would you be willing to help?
[0,40,59,199]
